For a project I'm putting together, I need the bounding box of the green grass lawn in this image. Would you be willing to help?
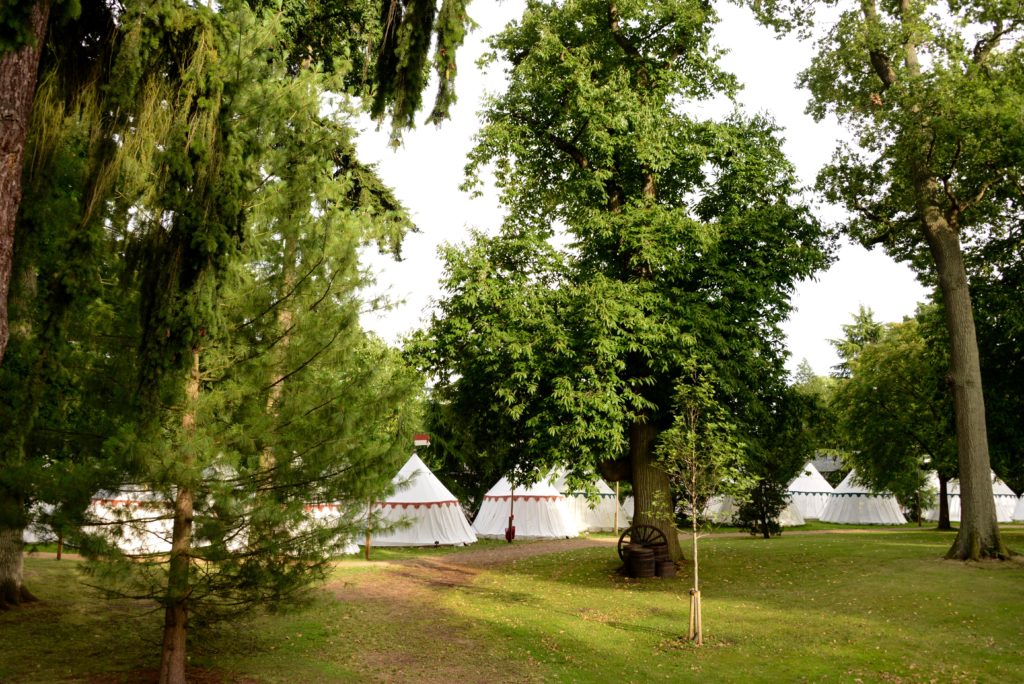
[2,528,1022,682]
[462,530,1024,683]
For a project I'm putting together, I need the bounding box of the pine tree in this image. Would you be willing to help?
[72,6,422,681]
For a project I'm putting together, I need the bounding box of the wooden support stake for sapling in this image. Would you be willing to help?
[689,589,703,645]
[364,499,372,560]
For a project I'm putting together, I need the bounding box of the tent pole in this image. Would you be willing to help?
[614,482,620,535]
[506,489,515,543]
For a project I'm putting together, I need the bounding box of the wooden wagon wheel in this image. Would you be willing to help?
[617,524,668,561]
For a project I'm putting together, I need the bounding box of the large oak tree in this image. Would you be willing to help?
[743,0,1023,559]
[412,0,827,560]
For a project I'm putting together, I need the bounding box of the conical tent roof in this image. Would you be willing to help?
[473,476,579,539]
[369,454,477,547]
[787,462,834,493]
[819,470,906,525]
[550,471,615,496]
[385,454,461,504]
[832,470,875,495]
[991,474,1017,497]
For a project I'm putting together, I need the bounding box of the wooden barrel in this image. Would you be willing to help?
[656,560,677,578]
[628,545,656,578]
[648,543,670,562]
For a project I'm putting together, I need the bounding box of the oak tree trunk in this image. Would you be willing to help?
[883,0,1007,561]
[0,0,50,364]
[937,473,951,531]
[0,518,37,609]
[920,211,1006,559]
[629,420,683,561]
[158,348,200,684]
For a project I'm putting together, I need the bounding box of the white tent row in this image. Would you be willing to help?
[921,471,1019,523]
[704,495,805,527]
[787,462,835,520]
[88,488,362,556]
[549,471,627,532]
[622,461,830,528]
[819,471,907,525]
[88,491,362,556]
[473,476,578,539]
[31,455,475,554]
[1014,496,1024,523]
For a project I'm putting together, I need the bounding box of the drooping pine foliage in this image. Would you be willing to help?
[371,0,474,136]
[244,0,474,141]
[0,1,131,554]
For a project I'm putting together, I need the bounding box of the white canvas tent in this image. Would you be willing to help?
[622,496,634,522]
[704,495,738,524]
[819,470,907,525]
[473,476,578,539]
[87,487,173,555]
[549,472,627,532]
[368,454,477,547]
[302,503,361,554]
[1013,496,1024,523]
[787,462,835,520]
[778,500,806,527]
[922,471,1019,523]
[704,495,805,527]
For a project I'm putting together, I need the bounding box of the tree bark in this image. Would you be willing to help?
[158,348,200,684]
[921,217,1006,559]
[629,420,683,561]
[937,472,951,531]
[0,516,37,609]
[0,0,50,365]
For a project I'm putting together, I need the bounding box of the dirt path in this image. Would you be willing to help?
[325,538,616,683]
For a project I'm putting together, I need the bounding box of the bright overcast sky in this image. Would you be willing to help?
[355,0,930,377]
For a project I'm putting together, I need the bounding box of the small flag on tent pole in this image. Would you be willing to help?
[413,433,430,447]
